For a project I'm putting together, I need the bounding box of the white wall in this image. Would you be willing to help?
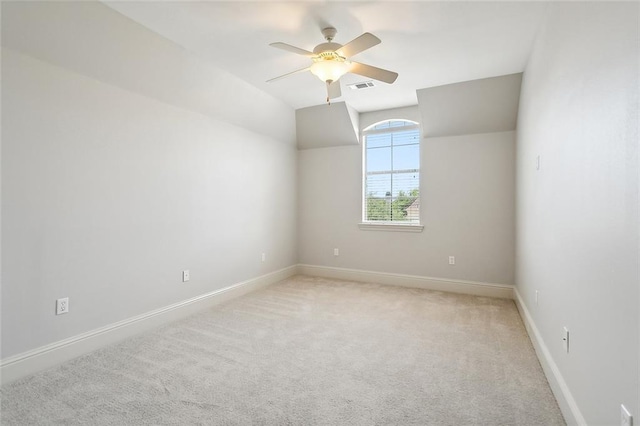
[298,105,515,285]
[1,4,297,359]
[417,73,522,138]
[516,2,639,424]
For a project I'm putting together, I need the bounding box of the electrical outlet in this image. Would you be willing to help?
[562,327,570,353]
[535,290,539,305]
[621,404,633,426]
[182,270,190,282]
[261,253,266,262]
[448,256,455,265]
[536,155,541,170]
[334,248,339,256]
[56,297,69,315]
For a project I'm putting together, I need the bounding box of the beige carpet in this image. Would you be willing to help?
[1,275,565,425]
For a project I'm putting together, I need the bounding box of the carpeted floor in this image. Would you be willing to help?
[1,275,565,425]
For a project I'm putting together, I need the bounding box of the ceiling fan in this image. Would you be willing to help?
[267,27,398,104]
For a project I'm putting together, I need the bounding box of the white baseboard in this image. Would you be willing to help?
[297,264,514,299]
[0,265,297,385]
[513,288,586,425]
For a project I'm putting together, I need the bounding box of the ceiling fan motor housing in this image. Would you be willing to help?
[313,42,343,56]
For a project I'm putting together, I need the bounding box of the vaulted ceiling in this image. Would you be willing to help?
[105,1,549,113]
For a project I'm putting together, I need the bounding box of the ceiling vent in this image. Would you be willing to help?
[347,81,376,90]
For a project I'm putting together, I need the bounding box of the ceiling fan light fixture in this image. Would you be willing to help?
[268,27,397,101]
[309,58,350,83]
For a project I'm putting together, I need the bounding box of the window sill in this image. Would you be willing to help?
[358,222,424,233]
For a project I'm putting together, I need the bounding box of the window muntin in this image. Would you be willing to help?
[363,120,420,224]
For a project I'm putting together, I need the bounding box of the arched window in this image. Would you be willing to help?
[362,119,420,224]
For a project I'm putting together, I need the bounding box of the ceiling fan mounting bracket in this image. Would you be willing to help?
[321,27,337,42]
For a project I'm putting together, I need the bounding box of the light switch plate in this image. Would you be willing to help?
[562,327,569,353]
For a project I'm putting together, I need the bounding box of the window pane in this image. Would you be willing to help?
[389,120,408,128]
[393,144,420,170]
[365,173,391,198]
[363,120,420,223]
[373,121,391,130]
[366,146,391,172]
[366,197,392,221]
[366,133,391,149]
[365,173,392,221]
[392,171,419,197]
[391,129,420,146]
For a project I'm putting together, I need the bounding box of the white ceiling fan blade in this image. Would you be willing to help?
[337,33,381,58]
[349,61,398,84]
[267,67,310,83]
[328,81,342,99]
[269,42,314,57]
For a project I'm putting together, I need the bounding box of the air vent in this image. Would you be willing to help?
[347,81,376,90]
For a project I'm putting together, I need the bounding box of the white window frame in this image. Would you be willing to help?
[359,120,424,232]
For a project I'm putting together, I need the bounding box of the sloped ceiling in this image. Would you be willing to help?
[1,1,296,144]
[417,73,523,137]
[104,1,548,113]
[296,102,360,150]
[5,1,542,150]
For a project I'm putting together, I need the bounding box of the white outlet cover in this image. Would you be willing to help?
[334,248,339,256]
[182,270,190,282]
[56,297,69,315]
